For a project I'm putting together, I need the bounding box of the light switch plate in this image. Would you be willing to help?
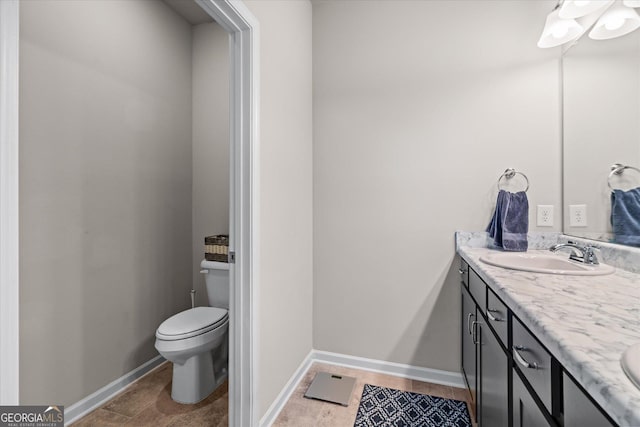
[537,205,554,227]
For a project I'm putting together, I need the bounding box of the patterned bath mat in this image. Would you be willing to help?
[354,384,471,427]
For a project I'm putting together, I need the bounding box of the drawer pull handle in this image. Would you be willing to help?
[513,345,538,370]
[467,313,475,335]
[458,269,467,275]
[472,321,480,344]
[487,309,503,322]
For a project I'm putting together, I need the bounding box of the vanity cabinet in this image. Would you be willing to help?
[460,259,508,426]
[459,258,617,427]
[479,319,509,427]
[563,372,615,427]
[513,369,551,427]
[461,285,478,419]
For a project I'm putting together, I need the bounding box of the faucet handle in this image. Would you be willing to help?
[583,245,600,265]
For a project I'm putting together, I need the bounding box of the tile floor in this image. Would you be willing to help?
[272,362,475,426]
[71,362,227,427]
[71,361,474,426]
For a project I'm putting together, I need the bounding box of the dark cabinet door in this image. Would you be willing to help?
[513,370,551,427]
[563,372,615,427]
[461,285,477,421]
[479,323,509,427]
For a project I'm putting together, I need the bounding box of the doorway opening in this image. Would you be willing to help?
[0,0,258,425]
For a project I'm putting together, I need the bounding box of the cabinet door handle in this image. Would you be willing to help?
[467,313,475,335]
[458,269,467,275]
[487,309,503,322]
[513,345,538,370]
[472,321,480,344]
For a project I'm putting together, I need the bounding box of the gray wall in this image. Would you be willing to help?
[312,0,561,373]
[243,0,314,421]
[192,21,229,305]
[19,0,193,405]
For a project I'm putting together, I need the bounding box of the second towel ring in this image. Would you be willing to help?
[608,163,640,191]
[497,168,529,192]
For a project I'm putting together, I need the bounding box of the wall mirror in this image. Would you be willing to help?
[563,30,640,246]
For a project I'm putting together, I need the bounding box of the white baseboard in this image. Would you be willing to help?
[259,349,465,426]
[312,350,465,389]
[259,350,314,427]
[64,355,165,425]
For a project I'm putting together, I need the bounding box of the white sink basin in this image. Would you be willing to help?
[622,343,640,390]
[479,251,615,276]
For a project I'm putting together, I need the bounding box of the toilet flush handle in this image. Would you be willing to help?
[200,270,207,274]
[190,289,196,309]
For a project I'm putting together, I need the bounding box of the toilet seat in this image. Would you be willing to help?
[156,307,228,341]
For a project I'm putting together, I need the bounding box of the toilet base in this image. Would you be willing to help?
[171,351,226,404]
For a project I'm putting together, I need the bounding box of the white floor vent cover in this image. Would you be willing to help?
[303,372,356,407]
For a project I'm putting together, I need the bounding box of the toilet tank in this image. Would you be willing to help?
[200,259,230,309]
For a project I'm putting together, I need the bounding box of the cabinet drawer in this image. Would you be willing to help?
[460,259,469,287]
[469,268,486,312]
[512,317,552,413]
[487,289,508,349]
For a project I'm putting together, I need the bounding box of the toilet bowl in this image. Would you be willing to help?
[155,260,230,404]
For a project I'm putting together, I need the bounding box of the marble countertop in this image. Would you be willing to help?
[458,246,640,427]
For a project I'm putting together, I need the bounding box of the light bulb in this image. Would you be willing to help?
[538,8,584,47]
[604,15,626,29]
[552,25,570,38]
[589,2,640,39]
[560,0,614,19]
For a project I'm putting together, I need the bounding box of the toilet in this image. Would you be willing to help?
[155,260,230,404]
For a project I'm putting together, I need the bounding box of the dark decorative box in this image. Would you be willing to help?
[204,235,229,262]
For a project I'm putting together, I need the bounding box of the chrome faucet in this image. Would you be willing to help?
[549,243,599,265]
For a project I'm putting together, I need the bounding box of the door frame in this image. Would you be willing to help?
[0,1,260,425]
[196,1,260,425]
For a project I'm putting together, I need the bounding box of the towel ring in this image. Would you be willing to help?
[608,163,640,191]
[497,168,529,192]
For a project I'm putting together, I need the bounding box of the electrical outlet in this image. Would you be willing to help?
[537,205,554,227]
[570,204,588,227]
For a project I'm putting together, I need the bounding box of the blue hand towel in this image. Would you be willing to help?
[611,187,640,247]
[486,190,529,252]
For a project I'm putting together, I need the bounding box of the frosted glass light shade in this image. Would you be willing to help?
[538,9,584,48]
[589,3,640,39]
[623,0,640,7]
[559,0,614,18]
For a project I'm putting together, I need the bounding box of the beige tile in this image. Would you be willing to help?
[73,363,228,426]
[272,399,322,427]
[411,380,454,399]
[359,371,412,392]
[165,400,227,427]
[70,409,131,427]
[101,383,156,417]
[450,385,470,402]
[152,381,228,418]
[316,400,360,427]
[123,404,176,427]
[103,364,174,417]
[74,362,474,427]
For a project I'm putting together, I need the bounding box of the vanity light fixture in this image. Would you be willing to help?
[589,1,640,39]
[559,0,614,19]
[538,6,584,48]
[539,0,640,47]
